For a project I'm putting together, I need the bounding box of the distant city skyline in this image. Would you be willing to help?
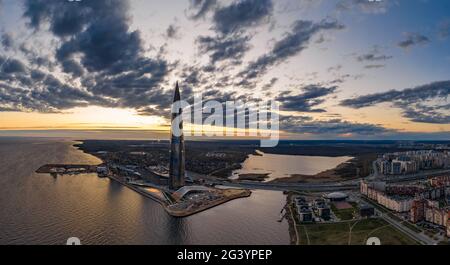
[0,0,449,140]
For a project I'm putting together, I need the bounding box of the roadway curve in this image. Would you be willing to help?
[212,180,358,192]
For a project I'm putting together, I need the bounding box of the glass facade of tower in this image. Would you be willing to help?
[169,82,185,190]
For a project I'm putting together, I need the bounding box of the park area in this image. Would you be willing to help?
[296,218,419,245]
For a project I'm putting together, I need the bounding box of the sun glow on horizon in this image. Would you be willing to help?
[0,106,167,130]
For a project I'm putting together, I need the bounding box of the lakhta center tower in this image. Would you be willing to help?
[169,82,185,190]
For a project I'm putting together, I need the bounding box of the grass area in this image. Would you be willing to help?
[330,203,356,221]
[360,197,424,233]
[438,240,450,245]
[296,218,419,245]
[401,221,423,233]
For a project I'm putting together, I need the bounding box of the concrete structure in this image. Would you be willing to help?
[375,150,450,175]
[425,200,448,227]
[410,199,450,237]
[377,193,413,212]
[172,185,213,201]
[324,192,348,202]
[360,180,413,212]
[360,205,375,217]
[429,175,450,187]
[410,199,426,223]
[169,82,186,190]
[96,166,108,177]
[318,206,331,219]
[298,206,313,222]
[448,215,450,238]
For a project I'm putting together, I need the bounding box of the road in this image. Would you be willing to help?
[202,161,450,192]
[361,198,437,245]
[380,213,437,245]
[212,180,358,192]
[383,169,450,183]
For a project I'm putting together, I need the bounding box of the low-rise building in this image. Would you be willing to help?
[360,205,375,217]
[317,206,331,220]
[298,206,313,223]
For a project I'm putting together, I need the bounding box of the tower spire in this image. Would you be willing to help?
[169,81,185,190]
[173,81,181,102]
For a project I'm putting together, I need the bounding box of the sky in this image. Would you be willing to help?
[0,0,449,140]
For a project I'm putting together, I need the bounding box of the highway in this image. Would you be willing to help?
[360,198,437,245]
[212,180,358,192]
[380,212,436,245]
[201,161,450,192]
[383,169,450,183]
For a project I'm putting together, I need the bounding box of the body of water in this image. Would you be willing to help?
[232,151,352,181]
[0,138,289,245]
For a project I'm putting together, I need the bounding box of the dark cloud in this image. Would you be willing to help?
[356,49,393,62]
[276,85,337,113]
[55,19,142,73]
[0,57,112,113]
[397,33,430,50]
[354,47,391,70]
[61,59,84,77]
[336,0,392,14]
[238,19,344,82]
[327,65,342,73]
[341,80,450,124]
[166,24,179,39]
[213,0,273,34]
[261,77,278,91]
[1,32,13,50]
[402,103,450,124]
[23,0,129,37]
[0,56,27,74]
[187,0,217,20]
[197,34,251,64]
[341,81,450,108]
[280,115,390,136]
[12,0,172,113]
[364,64,385,69]
[180,65,203,87]
[196,0,273,66]
[23,0,146,73]
[87,57,170,109]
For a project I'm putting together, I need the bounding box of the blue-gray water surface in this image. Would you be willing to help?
[0,138,289,245]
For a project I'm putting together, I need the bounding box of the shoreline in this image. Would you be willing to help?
[166,189,252,217]
[65,141,252,218]
[109,174,252,217]
[270,154,376,183]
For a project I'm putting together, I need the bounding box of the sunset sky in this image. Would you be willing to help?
[0,0,449,140]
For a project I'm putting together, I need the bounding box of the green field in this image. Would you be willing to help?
[296,218,419,245]
[330,203,357,221]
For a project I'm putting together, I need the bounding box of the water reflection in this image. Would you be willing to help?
[233,151,352,181]
[0,139,289,245]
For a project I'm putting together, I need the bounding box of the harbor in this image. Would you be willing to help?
[36,163,252,218]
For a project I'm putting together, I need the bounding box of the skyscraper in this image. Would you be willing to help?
[169,82,185,190]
